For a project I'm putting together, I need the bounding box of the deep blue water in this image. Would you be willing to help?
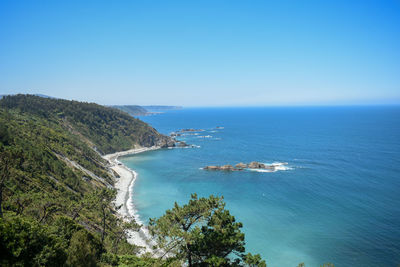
[120,107,400,267]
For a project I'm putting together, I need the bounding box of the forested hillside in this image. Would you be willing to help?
[0,95,173,266]
[0,95,174,154]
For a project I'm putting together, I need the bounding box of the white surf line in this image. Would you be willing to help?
[103,146,160,255]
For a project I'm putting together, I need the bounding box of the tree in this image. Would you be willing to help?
[0,216,67,266]
[192,208,246,265]
[243,253,267,267]
[109,220,141,254]
[67,229,101,267]
[86,188,117,246]
[149,194,265,266]
[0,150,12,218]
[0,123,11,146]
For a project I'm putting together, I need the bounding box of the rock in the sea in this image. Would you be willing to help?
[177,141,188,147]
[204,161,276,172]
[204,165,235,171]
[179,128,204,132]
[157,136,176,148]
[204,165,220,170]
[220,164,234,171]
[235,162,247,169]
[248,161,266,169]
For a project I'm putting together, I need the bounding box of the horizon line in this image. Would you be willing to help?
[1,93,399,108]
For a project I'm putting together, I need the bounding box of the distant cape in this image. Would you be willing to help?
[112,105,182,116]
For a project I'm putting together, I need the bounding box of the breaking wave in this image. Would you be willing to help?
[248,162,293,173]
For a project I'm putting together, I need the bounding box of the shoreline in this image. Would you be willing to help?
[103,146,159,254]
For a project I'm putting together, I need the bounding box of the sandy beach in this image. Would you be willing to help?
[103,146,159,254]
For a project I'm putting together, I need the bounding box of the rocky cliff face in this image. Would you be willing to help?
[156,135,176,148]
[139,131,175,148]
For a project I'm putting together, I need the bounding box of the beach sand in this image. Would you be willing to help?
[103,146,159,255]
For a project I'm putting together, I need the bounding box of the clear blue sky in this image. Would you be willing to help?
[1,0,399,106]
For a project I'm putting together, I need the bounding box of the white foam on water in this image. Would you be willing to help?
[270,162,288,166]
[269,162,293,171]
[249,162,293,173]
[124,167,161,254]
[197,135,213,138]
[126,169,141,223]
[248,168,275,173]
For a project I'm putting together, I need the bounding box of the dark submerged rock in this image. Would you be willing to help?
[248,161,266,169]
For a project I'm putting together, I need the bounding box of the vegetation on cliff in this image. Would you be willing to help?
[0,94,173,154]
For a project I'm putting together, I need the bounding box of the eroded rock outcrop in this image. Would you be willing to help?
[156,136,176,148]
[204,165,235,171]
[235,162,247,169]
[248,161,266,169]
[204,161,276,171]
[177,141,188,147]
[204,166,220,170]
[220,165,235,171]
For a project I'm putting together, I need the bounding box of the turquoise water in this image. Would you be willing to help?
[120,107,400,267]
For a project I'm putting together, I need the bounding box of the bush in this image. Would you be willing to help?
[0,216,67,266]
[67,229,102,267]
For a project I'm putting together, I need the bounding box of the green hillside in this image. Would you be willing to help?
[111,105,149,116]
[0,95,174,154]
[0,95,173,266]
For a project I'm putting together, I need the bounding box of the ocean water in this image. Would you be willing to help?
[120,107,400,267]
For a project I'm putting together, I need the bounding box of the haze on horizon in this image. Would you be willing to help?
[1,0,399,107]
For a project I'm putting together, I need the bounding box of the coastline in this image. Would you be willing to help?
[103,146,159,254]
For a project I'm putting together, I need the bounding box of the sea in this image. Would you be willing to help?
[120,106,400,267]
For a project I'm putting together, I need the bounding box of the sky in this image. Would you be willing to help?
[0,0,399,106]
